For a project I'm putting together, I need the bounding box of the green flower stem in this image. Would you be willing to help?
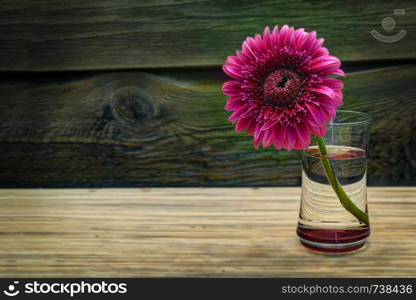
[314,135,369,225]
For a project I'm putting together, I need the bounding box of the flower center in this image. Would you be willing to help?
[263,69,302,106]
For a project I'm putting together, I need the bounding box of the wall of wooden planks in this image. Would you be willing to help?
[0,0,415,187]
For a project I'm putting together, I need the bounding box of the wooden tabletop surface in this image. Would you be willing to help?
[0,187,415,277]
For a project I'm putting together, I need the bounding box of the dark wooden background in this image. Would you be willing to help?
[0,0,415,187]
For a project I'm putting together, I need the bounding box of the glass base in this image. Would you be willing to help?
[297,225,370,254]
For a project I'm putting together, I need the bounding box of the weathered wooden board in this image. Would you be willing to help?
[0,65,415,187]
[0,187,415,277]
[0,0,415,71]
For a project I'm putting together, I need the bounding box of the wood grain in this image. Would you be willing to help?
[0,65,415,187]
[0,0,415,71]
[0,187,415,277]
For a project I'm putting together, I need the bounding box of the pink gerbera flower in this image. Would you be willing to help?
[222,25,345,151]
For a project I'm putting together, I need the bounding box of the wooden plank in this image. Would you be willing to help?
[0,187,415,277]
[0,64,415,187]
[0,0,415,71]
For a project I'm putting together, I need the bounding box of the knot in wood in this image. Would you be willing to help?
[111,87,157,127]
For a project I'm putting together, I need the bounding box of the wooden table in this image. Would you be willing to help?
[0,187,415,277]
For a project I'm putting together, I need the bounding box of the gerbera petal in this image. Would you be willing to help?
[334,90,343,104]
[236,50,252,64]
[308,37,325,56]
[332,68,346,77]
[242,38,258,60]
[279,25,291,46]
[311,86,342,105]
[321,78,344,90]
[318,96,342,111]
[224,97,244,111]
[254,123,263,140]
[260,120,277,131]
[263,26,272,49]
[293,136,305,150]
[271,25,279,47]
[254,34,265,53]
[307,123,327,137]
[305,117,327,137]
[226,55,244,67]
[305,103,325,126]
[223,80,241,90]
[272,126,286,149]
[320,103,337,121]
[301,31,317,52]
[222,81,242,96]
[240,106,255,118]
[262,128,274,147]
[285,127,297,151]
[293,28,307,50]
[247,122,256,135]
[236,117,254,132]
[310,56,340,75]
[253,130,264,148]
[228,104,249,122]
[289,30,297,50]
[295,123,311,146]
[312,46,329,59]
[223,64,243,79]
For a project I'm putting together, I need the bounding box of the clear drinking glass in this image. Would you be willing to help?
[297,110,372,254]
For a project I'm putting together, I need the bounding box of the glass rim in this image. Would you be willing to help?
[329,110,372,126]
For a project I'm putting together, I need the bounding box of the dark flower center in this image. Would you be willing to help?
[263,69,302,106]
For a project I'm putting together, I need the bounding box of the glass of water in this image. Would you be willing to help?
[297,110,372,254]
